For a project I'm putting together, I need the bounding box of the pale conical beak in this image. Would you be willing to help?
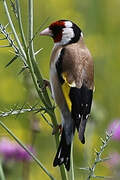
[40,27,52,36]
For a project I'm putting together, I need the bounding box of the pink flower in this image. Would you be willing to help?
[108,119,120,140]
[0,138,17,159]
[0,137,35,161]
[106,152,120,168]
[15,145,34,161]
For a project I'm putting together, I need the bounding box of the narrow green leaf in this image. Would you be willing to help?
[4,23,9,29]
[34,48,43,56]
[0,37,7,40]
[41,113,53,128]
[5,54,18,68]
[10,0,18,17]
[17,66,28,75]
[0,45,11,48]
[93,175,112,179]
[79,167,90,171]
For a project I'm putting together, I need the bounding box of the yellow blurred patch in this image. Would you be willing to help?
[0,76,25,103]
[86,34,106,59]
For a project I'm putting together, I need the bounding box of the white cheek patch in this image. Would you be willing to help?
[65,21,72,28]
[63,28,74,36]
[62,28,74,44]
[81,32,84,37]
[55,27,74,46]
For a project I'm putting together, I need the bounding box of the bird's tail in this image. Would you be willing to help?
[78,115,87,144]
[53,128,71,171]
[73,115,88,144]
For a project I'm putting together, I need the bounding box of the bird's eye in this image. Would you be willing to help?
[50,25,62,32]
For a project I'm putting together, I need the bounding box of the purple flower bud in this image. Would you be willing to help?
[15,145,35,161]
[0,138,35,162]
[108,119,120,140]
[0,138,17,159]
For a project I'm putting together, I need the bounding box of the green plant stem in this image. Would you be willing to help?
[28,0,52,108]
[0,160,6,180]
[0,120,55,180]
[15,0,47,107]
[26,1,47,106]
[3,0,26,63]
[0,108,39,117]
[15,0,45,107]
[16,0,27,50]
[70,143,75,180]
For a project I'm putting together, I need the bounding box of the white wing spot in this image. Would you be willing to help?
[60,158,64,163]
[58,148,62,159]
[86,115,89,119]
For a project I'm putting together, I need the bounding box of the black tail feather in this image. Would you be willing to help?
[69,84,93,144]
[53,129,71,171]
[79,116,88,144]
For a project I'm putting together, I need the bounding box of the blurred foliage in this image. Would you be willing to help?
[0,0,120,179]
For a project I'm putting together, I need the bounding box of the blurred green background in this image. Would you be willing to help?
[0,0,120,179]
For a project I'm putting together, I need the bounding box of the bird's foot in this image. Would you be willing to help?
[52,124,63,135]
[43,79,51,91]
[37,79,51,92]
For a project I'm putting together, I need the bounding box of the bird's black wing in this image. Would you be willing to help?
[69,85,93,143]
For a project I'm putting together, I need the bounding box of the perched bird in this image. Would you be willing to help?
[40,20,94,171]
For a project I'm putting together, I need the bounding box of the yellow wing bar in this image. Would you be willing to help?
[61,72,72,112]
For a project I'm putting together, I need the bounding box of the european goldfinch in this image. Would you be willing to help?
[40,20,94,171]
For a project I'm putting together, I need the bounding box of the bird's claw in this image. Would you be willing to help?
[52,124,63,135]
[37,79,51,92]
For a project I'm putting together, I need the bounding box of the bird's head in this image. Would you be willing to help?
[40,20,83,46]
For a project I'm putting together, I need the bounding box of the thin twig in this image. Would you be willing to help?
[0,24,27,66]
[79,132,112,179]
[34,48,43,56]
[41,113,53,128]
[87,132,112,179]
[10,0,18,17]
[0,108,39,118]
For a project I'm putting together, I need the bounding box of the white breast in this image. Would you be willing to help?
[50,48,61,100]
[50,47,66,110]
[50,62,57,100]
